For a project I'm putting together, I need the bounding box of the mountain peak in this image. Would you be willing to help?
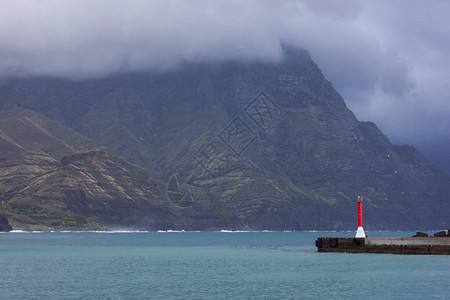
[0,52,448,230]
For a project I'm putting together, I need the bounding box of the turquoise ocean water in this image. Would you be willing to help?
[0,231,448,299]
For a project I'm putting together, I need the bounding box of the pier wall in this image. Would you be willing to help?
[316,237,450,255]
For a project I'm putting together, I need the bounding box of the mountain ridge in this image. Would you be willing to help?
[0,46,448,230]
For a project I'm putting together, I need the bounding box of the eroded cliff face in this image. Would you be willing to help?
[0,46,448,230]
[0,216,12,231]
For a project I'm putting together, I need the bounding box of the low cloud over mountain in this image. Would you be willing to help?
[0,0,449,171]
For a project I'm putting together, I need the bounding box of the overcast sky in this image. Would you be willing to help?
[1,0,449,171]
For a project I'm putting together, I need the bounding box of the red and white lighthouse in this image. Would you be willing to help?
[355,196,366,238]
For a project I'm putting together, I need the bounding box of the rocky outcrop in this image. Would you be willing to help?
[412,232,429,237]
[0,216,12,231]
[61,149,105,164]
[433,231,447,237]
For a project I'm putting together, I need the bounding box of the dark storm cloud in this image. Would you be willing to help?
[0,0,449,170]
[0,0,286,78]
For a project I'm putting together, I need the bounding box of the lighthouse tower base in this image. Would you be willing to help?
[355,226,366,238]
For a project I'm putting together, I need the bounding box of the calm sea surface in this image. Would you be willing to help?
[0,231,448,299]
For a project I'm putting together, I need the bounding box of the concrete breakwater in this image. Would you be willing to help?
[316,234,450,255]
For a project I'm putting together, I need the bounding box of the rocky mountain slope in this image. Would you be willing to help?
[0,109,241,230]
[0,46,448,230]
